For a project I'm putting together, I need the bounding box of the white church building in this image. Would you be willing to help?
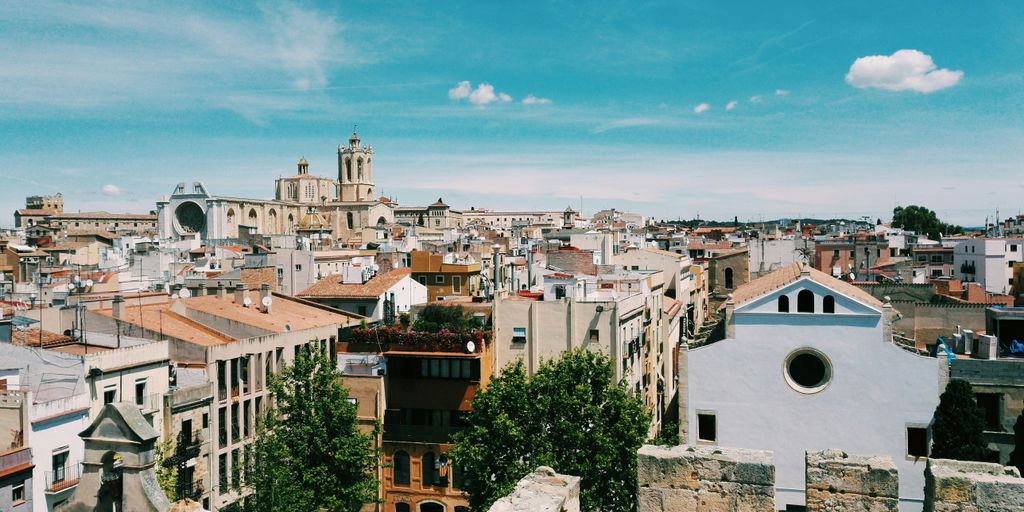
[684,262,943,511]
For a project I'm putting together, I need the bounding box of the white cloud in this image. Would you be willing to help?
[693,103,710,114]
[448,81,471,100]
[845,49,963,93]
[102,184,123,196]
[590,117,661,134]
[448,82,514,106]
[725,100,738,111]
[522,95,552,105]
[775,89,790,96]
[749,95,762,103]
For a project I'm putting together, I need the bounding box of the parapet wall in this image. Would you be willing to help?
[636,444,775,511]
[488,466,581,512]
[924,458,1024,512]
[805,449,899,512]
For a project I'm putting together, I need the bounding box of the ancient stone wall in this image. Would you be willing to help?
[805,449,899,512]
[636,444,775,512]
[488,466,581,512]
[924,458,1024,512]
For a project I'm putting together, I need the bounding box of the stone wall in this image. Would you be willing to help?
[488,466,580,512]
[805,449,899,512]
[636,444,775,511]
[924,458,1024,512]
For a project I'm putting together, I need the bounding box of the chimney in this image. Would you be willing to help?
[198,283,207,296]
[235,283,248,305]
[217,283,227,300]
[112,294,125,319]
[724,294,735,339]
[260,284,272,314]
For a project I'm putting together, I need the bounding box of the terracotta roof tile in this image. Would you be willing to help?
[729,262,883,309]
[299,268,412,299]
[94,302,237,346]
[183,291,356,333]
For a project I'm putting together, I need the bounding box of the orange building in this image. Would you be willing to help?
[410,251,482,302]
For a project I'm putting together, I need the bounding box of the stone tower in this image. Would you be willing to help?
[337,132,375,202]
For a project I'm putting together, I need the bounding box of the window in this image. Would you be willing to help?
[778,295,790,312]
[12,482,25,505]
[243,400,251,438]
[231,449,240,487]
[218,407,227,446]
[295,264,302,271]
[697,412,716,442]
[724,267,734,289]
[512,327,527,344]
[1011,244,1018,252]
[396,504,411,512]
[907,427,929,457]
[822,295,835,314]
[435,275,444,284]
[784,349,832,393]
[418,276,427,285]
[103,385,117,404]
[975,393,1002,431]
[453,275,462,293]
[797,290,814,313]
[589,329,600,342]
[358,305,368,316]
[219,453,228,492]
[422,452,438,486]
[53,450,69,483]
[202,412,209,429]
[135,379,147,406]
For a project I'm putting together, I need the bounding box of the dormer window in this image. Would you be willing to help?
[797,290,814,313]
[778,295,790,312]
[823,295,835,314]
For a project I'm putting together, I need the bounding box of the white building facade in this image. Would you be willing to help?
[685,264,943,511]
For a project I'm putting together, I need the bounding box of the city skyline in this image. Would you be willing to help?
[2,1,1022,226]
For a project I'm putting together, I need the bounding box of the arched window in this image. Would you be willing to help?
[422,452,437,487]
[377,216,387,226]
[268,209,277,231]
[452,463,467,489]
[778,295,789,312]
[227,209,235,224]
[346,212,354,230]
[345,159,352,181]
[797,289,814,313]
[419,503,444,512]
[396,504,410,512]
[724,267,734,289]
[393,451,410,485]
[823,295,835,314]
[357,158,364,180]
[248,209,258,226]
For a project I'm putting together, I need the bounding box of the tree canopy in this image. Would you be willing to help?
[450,349,650,512]
[241,347,379,512]
[412,304,480,333]
[891,205,963,239]
[930,378,989,462]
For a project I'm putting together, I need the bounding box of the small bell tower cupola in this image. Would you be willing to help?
[337,127,375,202]
[297,157,309,175]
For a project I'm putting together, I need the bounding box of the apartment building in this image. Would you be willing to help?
[953,238,1024,295]
[410,251,482,302]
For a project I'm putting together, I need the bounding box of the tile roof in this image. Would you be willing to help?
[93,302,237,346]
[729,262,883,309]
[299,268,412,299]
[15,209,56,216]
[183,291,356,333]
[10,328,75,348]
[48,211,157,220]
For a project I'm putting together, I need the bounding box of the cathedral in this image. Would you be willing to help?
[156,133,397,246]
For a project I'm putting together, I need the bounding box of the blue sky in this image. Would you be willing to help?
[1,1,1022,227]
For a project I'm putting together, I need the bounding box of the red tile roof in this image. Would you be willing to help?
[729,262,883,309]
[298,268,413,299]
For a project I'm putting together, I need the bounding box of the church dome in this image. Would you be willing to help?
[298,157,308,165]
[298,208,329,230]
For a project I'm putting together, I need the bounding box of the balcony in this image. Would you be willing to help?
[383,424,465,444]
[46,462,82,493]
[174,430,203,460]
[0,446,32,477]
[176,477,205,501]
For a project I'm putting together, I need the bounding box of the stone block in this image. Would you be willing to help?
[925,458,1024,512]
[488,466,581,512]
[637,444,774,512]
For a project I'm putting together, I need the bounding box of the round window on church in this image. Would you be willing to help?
[784,348,831,394]
[173,201,206,234]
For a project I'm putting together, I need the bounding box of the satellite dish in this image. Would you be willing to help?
[466,340,476,353]
[68,282,76,291]
[261,296,273,307]
[85,279,94,288]
[284,323,292,332]
[849,272,856,280]
[243,296,253,307]
[178,288,192,299]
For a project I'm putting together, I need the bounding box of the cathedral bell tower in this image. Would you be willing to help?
[337,131,374,202]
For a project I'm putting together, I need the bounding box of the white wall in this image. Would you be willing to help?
[687,281,941,511]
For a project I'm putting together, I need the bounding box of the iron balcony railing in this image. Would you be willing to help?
[46,462,82,493]
[382,424,465,444]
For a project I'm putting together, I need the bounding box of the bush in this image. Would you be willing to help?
[931,379,989,461]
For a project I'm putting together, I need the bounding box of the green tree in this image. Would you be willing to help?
[241,347,379,512]
[155,439,177,500]
[412,304,477,333]
[891,205,963,240]
[931,379,989,461]
[451,350,650,512]
[417,213,425,226]
[1010,409,1024,476]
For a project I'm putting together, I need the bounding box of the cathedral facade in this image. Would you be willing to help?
[157,133,396,246]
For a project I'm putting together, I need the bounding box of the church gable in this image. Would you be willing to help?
[737,277,881,316]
